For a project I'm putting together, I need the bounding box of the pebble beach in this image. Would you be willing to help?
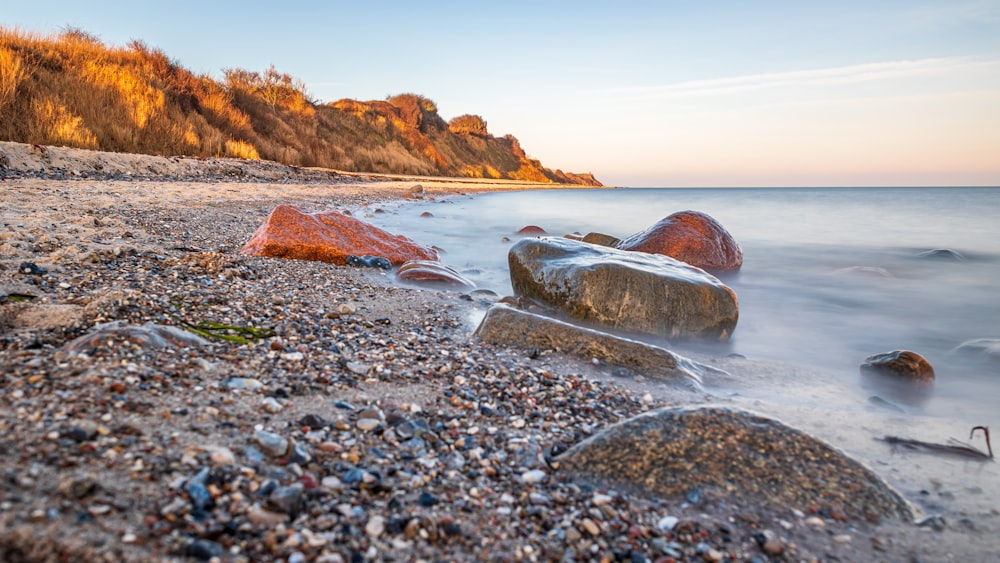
[1,143,996,562]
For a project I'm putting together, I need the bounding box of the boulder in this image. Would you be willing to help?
[616,210,742,273]
[516,225,547,235]
[397,260,476,290]
[860,350,935,385]
[556,406,914,520]
[241,204,438,265]
[508,237,738,340]
[474,303,727,387]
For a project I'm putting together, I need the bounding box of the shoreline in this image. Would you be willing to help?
[2,145,996,561]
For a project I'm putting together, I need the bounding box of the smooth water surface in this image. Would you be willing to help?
[367,187,1000,422]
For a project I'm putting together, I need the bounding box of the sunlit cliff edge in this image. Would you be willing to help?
[0,27,601,186]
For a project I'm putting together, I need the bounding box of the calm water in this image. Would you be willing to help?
[366,187,1000,422]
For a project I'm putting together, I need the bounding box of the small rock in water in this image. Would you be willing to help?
[345,254,392,270]
[861,350,935,384]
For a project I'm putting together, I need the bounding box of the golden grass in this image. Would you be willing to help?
[0,26,600,185]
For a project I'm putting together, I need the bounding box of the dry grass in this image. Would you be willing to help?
[0,26,600,185]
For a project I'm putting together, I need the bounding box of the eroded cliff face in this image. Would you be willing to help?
[0,28,601,185]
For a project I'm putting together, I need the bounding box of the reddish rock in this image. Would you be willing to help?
[616,211,742,273]
[241,204,438,265]
[397,260,476,290]
[861,350,935,385]
[516,225,547,235]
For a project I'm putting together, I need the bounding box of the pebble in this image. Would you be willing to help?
[521,469,547,484]
[254,430,289,458]
[366,515,386,537]
[579,518,601,536]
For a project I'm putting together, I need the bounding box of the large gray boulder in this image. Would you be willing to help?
[474,303,727,388]
[508,237,738,340]
[556,406,914,520]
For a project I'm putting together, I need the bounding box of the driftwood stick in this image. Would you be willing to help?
[878,426,994,462]
[970,426,993,459]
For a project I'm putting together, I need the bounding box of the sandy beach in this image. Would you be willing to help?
[2,143,997,562]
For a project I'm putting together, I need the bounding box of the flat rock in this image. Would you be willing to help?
[62,321,208,354]
[616,210,743,273]
[241,204,438,266]
[556,406,914,520]
[508,237,738,340]
[397,260,476,289]
[474,303,722,387]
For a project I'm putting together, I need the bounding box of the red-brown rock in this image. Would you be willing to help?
[516,225,547,235]
[861,350,935,385]
[397,260,476,290]
[616,211,742,273]
[241,204,438,265]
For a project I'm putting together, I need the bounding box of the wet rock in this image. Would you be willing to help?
[616,210,743,273]
[507,237,739,340]
[62,321,208,354]
[556,406,913,520]
[861,350,935,385]
[516,225,547,235]
[240,204,438,266]
[185,539,225,560]
[917,248,964,261]
[345,254,392,269]
[474,303,717,387]
[581,232,622,248]
[952,338,1000,363]
[397,260,476,290]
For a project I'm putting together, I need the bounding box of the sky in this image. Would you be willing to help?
[4,0,1000,187]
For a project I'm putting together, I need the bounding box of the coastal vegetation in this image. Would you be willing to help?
[0,27,600,185]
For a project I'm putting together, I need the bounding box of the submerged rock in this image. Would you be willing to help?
[616,210,742,273]
[952,338,1000,362]
[556,406,914,520]
[474,303,722,387]
[516,225,547,235]
[508,237,738,340]
[860,350,935,385]
[916,248,965,261]
[240,204,438,266]
[396,260,476,290]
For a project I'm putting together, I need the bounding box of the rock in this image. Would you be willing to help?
[616,211,742,273]
[474,303,720,387]
[62,321,208,354]
[951,338,1000,362]
[18,262,48,275]
[917,248,964,260]
[860,350,935,385]
[267,484,304,515]
[507,237,739,340]
[241,204,438,266]
[580,232,621,248]
[253,430,289,458]
[556,406,914,520]
[516,225,547,235]
[345,255,392,270]
[396,260,476,290]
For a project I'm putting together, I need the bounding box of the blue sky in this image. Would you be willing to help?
[4,0,1000,186]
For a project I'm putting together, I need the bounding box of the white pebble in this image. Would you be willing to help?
[657,515,679,531]
[521,469,547,484]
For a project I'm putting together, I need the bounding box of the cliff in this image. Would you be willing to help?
[0,27,601,186]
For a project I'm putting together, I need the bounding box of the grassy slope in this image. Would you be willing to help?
[0,27,601,186]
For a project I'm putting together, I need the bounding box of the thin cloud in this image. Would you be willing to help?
[599,57,999,101]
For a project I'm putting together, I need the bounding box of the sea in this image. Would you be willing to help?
[365,187,1000,508]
